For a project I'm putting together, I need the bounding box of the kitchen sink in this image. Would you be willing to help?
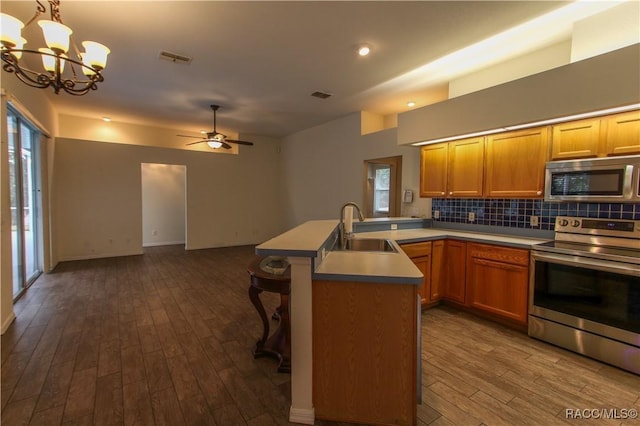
[336,238,397,253]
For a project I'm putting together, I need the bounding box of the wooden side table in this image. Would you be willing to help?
[247,256,291,373]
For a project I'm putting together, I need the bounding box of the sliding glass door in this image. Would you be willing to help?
[7,106,43,299]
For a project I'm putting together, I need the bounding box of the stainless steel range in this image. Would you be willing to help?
[529,216,640,374]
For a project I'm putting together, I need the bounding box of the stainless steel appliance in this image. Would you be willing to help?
[529,216,640,374]
[544,155,640,202]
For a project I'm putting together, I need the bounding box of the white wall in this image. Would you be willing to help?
[141,163,186,247]
[53,133,285,261]
[280,112,430,228]
[571,1,640,62]
[449,40,571,98]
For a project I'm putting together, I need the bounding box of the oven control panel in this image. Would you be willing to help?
[555,216,640,238]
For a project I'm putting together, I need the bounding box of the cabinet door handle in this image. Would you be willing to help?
[441,192,445,195]
[536,191,542,195]
[449,192,453,195]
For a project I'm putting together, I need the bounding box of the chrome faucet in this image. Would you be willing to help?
[339,202,365,249]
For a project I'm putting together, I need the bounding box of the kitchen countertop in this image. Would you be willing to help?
[255,220,338,257]
[314,241,424,284]
[356,227,547,249]
[256,219,550,285]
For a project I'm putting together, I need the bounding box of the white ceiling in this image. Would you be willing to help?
[0,1,624,138]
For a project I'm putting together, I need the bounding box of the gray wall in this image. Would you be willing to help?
[281,112,431,228]
[53,136,285,260]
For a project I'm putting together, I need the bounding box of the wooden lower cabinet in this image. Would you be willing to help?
[444,240,466,304]
[466,243,529,325]
[312,280,418,425]
[398,238,530,327]
[430,240,445,300]
[400,241,432,306]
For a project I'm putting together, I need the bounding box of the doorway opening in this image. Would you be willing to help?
[141,163,187,248]
[7,105,44,300]
[364,156,402,218]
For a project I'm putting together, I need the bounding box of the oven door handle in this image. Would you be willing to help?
[531,251,640,276]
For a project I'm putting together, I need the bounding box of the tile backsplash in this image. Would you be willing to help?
[431,198,640,231]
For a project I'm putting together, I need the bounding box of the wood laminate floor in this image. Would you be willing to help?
[1,245,639,425]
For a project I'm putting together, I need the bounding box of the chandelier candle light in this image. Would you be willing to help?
[1,0,110,95]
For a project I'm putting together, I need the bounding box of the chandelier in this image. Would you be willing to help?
[1,0,110,96]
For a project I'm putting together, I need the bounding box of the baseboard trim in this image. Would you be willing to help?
[142,241,185,248]
[59,249,143,262]
[289,406,314,425]
[1,312,16,335]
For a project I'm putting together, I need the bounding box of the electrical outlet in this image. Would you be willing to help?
[530,215,539,227]
[468,212,475,222]
[433,210,440,219]
[391,224,398,230]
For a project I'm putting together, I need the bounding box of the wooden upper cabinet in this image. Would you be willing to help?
[418,110,639,199]
[420,143,448,197]
[605,110,640,156]
[419,137,484,198]
[484,127,549,198]
[448,137,484,197]
[551,118,602,160]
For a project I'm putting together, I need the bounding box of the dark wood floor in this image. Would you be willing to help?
[1,245,639,425]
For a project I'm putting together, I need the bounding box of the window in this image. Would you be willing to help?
[374,166,390,214]
[364,156,402,218]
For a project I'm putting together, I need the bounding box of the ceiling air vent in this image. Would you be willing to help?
[311,91,332,99]
[158,50,192,65]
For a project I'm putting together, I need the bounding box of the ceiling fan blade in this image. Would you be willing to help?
[226,139,254,146]
[177,134,203,139]
[185,140,207,146]
[221,142,232,149]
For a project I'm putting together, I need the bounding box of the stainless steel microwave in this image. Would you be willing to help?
[544,155,640,202]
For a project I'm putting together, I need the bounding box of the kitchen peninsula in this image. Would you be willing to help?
[255,218,546,425]
[256,220,423,425]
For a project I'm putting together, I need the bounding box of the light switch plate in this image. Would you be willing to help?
[468,212,475,222]
[530,215,539,227]
[391,224,398,230]
[434,210,440,219]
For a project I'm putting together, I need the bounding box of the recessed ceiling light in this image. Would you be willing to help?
[358,45,371,56]
[102,117,111,122]
[407,101,416,107]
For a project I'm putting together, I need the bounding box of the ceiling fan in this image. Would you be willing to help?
[178,105,254,149]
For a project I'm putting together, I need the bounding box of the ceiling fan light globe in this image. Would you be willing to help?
[207,140,223,149]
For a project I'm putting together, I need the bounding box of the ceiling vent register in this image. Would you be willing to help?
[158,50,192,65]
[311,91,332,99]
